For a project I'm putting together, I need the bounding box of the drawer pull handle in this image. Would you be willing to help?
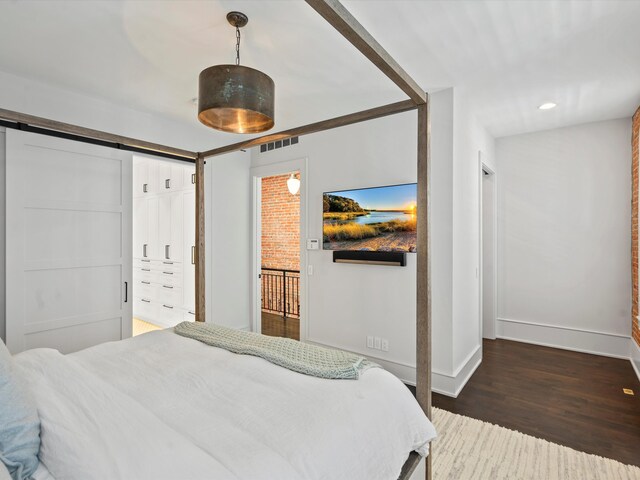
[141,268,151,272]
[141,299,151,303]
[141,259,150,263]
[163,304,174,309]
[162,271,173,275]
[163,261,174,265]
[163,285,173,289]
[188,311,195,316]
[141,281,150,285]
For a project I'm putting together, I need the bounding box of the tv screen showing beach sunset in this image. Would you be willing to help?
[323,183,417,252]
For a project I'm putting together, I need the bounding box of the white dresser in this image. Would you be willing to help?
[133,156,196,327]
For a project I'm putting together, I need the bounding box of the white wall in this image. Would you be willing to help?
[244,88,495,396]
[251,110,422,381]
[430,89,455,377]
[0,70,216,151]
[496,118,632,358]
[205,150,253,331]
[449,90,496,393]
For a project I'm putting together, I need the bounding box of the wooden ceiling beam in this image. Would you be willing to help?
[305,0,426,105]
[199,99,416,159]
[0,107,198,161]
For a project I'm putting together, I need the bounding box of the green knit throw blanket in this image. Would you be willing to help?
[174,322,379,380]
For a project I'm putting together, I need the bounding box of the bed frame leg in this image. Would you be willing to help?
[416,99,432,480]
[195,154,206,322]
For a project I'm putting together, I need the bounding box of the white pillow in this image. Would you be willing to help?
[0,339,41,480]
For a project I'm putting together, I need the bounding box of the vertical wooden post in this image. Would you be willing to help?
[195,154,206,322]
[416,98,432,480]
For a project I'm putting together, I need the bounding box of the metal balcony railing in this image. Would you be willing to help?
[261,268,300,319]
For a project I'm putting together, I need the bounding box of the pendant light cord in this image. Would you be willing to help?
[235,26,241,65]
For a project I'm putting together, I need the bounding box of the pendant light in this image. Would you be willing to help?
[287,173,300,195]
[198,12,275,134]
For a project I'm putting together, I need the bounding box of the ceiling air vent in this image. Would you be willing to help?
[260,136,299,153]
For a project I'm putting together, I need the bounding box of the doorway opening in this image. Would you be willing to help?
[259,172,301,340]
[481,164,497,340]
[132,154,196,336]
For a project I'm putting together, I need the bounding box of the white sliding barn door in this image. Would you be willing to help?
[5,130,132,354]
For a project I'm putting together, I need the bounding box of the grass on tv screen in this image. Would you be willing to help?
[323,183,417,253]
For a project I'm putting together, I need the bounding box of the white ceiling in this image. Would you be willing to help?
[0,0,638,142]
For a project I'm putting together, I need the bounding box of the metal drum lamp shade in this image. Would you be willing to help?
[197,11,274,134]
[198,65,275,134]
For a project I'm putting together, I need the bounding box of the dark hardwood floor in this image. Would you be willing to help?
[430,339,640,467]
[261,312,299,340]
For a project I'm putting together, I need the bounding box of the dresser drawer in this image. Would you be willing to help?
[135,280,155,299]
[157,303,183,327]
[134,258,154,269]
[156,284,183,306]
[158,260,182,273]
[157,269,181,286]
[133,297,156,322]
[135,266,156,283]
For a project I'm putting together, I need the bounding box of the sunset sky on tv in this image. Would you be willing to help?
[326,183,416,210]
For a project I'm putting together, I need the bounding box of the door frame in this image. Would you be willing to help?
[250,157,308,340]
[478,152,497,341]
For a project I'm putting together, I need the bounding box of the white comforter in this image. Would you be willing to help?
[15,329,436,480]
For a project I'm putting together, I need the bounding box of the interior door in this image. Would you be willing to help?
[5,129,133,354]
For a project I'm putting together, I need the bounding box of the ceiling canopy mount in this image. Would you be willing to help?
[226,11,248,29]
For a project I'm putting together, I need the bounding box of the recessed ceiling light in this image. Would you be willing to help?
[538,102,557,110]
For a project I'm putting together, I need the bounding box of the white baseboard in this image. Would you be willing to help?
[307,339,481,398]
[631,338,640,383]
[496,317,630,359]
[305,339,420,386]
[431,345,482,398]
[369,347,481,398]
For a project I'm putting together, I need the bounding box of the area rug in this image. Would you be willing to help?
[431,407,640,479]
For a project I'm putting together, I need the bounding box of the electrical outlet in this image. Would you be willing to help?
[381,339,389,352]
[374,337,381,350]
[366,336,374,348]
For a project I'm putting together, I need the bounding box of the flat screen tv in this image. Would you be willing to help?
[323,183,417,252]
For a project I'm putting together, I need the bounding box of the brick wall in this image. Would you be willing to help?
[632,107,640,347]
[261,173,300,271]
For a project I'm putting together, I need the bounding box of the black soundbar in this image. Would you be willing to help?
[332,250,407,266]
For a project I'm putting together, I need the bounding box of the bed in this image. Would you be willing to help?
[8,328,436,480]
[0,2,435,479]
